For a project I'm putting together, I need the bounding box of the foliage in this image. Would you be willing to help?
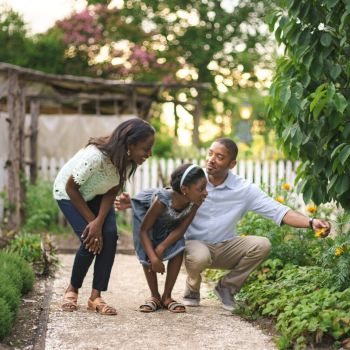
[318,221,350,290]
[0,8,31,67]
[0,298,12,340]
[235,261,350,349]
[0,252,35,340]
[23,178,61,233]
[7,232,59,276]
[266,0,350,209]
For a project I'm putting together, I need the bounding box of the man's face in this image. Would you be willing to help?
[206,142,236,178]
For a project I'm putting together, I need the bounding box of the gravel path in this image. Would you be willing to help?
[45,254,277,350]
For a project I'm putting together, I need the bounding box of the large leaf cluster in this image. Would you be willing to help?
[266,0,350,208]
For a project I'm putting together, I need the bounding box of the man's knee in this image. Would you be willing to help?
[185,247,212,271]
[256,237,271,256]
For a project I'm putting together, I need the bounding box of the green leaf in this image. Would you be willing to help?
[329,64,342,80]
[303,183,313,204]
[340,10,350,32]
[310,84,327,112]
[325,0,340,8]
[339,145,350,165]
[313,98,328,119]
[320,32,332,47]
[331,143,346,159]
[280,85,291,107]
[334,93,348,113]
[343,123,350,138]
[327,174,338,192]
[335,175,349,195]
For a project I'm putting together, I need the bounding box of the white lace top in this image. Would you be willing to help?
[53,145,120,201]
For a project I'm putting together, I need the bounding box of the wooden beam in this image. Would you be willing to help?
[7,71,26,231]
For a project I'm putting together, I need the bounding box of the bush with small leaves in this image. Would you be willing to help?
[0,297,13,340]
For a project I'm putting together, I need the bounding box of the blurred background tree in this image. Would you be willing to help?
[0,0,280,157]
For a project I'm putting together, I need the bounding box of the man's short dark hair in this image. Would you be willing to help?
[215,138,238,160]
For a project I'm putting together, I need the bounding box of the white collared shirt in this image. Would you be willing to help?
[185,171,290,244]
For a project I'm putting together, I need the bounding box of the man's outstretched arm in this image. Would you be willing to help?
[282,210,331,236]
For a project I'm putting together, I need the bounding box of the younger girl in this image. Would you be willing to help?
[131,163,207,313]
[53,118,155,315]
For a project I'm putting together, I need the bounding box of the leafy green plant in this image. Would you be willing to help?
[0,298,13,340]
[7,232,42,263]
[0,252,35,340]
[6,232,58,276]
[235,261,350,349]
[24,178,61,233]
[267,0,350,209]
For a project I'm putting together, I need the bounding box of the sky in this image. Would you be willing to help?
[1,0,237,35]
[0,0,87,34]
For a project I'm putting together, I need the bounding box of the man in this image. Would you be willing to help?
[115,138,330,311]
[182,138,330,311]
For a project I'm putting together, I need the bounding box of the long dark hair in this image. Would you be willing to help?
[170,163,206,194]
[87,118,155,191]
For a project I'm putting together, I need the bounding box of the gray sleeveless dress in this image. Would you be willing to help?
[131,188,194,266]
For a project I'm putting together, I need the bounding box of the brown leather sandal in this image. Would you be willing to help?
[87,297,117,316]
[61,291,78,312]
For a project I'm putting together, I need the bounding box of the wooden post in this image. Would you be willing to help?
[7,70,26,231]
[131,89,138,116]
[29,99,40,184]
[193,88,202,146]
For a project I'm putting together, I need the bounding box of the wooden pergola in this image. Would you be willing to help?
[0,62,209,232]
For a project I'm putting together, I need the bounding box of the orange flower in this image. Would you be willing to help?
[282,183,291,191]
[315,228,326,238]
[306,204,317,214]
[276,196,285,204]
[335,247,344,257]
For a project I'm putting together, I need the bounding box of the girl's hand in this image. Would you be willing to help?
[115,192,131,211]
[155,245,165,260]
[150,257,165,274]
[82,219,103,254]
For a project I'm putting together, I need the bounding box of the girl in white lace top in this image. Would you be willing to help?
[54,118,155,316]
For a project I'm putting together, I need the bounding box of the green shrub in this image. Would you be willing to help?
[0,252,35,293]
[24,178,60,232]
[235,261,350,349]
[7,232,42,263]
[0,252,35,340]
[0,297,13,340]
[0,280,20,314]
[0,258,23,292]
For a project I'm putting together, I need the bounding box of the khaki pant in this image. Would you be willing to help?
[184,236,271,295]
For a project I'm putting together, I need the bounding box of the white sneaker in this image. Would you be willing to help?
[183,290,200,307]
[213,284,236,311]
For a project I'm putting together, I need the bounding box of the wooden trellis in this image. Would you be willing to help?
[0,62,209,232]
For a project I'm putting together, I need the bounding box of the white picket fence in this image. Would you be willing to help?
[34,156,300,195]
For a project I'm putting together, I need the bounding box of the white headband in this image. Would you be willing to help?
[180,164,199,187]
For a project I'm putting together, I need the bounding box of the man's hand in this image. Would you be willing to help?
[115,192,131,211]
[313,219,331,238]
[82,219,103,254]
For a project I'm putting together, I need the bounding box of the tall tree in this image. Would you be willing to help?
[267,0,350,208]
[86,0,274,144]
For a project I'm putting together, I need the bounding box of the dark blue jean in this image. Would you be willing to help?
[57,195,118,291]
